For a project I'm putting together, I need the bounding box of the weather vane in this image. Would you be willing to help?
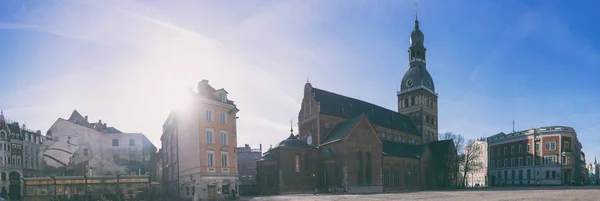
[413,2,419,20]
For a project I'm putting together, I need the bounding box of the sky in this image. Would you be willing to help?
[1,0,599,163]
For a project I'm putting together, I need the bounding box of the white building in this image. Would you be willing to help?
[465,139,488,187]
[42,110,157,177]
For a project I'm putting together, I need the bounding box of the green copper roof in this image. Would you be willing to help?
[312,88,419,136]
[321,115,362,145]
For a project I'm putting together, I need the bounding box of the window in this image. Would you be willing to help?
[404,98,408,108]
[552,171,556,178]
[219,113,227,124]
[186,187,190,195]
[129,139,135,146]
[366,152,372,184]
[497,148,500,156]
[206,110,213,121]
[396,136,402,141]
[526,157,531,166]
[113,154,119,162]
[546,171,550,178]
[383,166,391,187]
[295,154,300,172]
[564,141,569,151]
[221,152,228,167]
[381,132,386,138]
[112,139,119,146]
[518,145,523,153]
[496,160,500,169]
[220,131,227,145]
[393,166,400,186]
[511,146,515,155]
[527,143,531,152]
[504,159,508,167]
[207,153,214,167]
[356,152,363,184]
[504,147,508,155]
[544,155,557,165]
[527,169,531,179]
[511,158,515,167]
[411,96,415,106]
[304,154,309,171]
[535,143,540,152]
[491,149,495,157]
[84,149,89,157]
[411,139,415,144]
[206,130,213,144]
[545,142,556,150]
[518,157,523,166]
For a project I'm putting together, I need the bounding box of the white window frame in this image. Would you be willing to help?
[206,110,213,122]
[207,151,214,167]
[221,151,228,167]
[206,129,214,144]
[220,113,227,124]
[220,131,228,145]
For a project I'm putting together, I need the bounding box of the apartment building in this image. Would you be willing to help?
[487,126,583,186]
[0,111,44,200]
[465,139,488,187]
[162,80,239,201]
[236,144,261,195]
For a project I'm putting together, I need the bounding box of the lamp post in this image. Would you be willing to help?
[561,152,566,185]
[190,175,196,201]
[311,174,316,195]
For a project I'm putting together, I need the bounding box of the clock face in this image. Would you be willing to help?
[307,135,313,145]
[406,78,414,87]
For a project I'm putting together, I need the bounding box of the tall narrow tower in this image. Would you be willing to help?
[398,15,438,143]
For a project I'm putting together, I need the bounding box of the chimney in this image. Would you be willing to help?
[104,123,107,127]
[99,120,102,124]
[260,144,262,154]
[245,144,249,147]
[197,80,209,92]
[85,116,88,122]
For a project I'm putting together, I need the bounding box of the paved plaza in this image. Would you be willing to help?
[243,186,600,201]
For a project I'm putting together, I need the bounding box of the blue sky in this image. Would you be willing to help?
[1,0,599,163]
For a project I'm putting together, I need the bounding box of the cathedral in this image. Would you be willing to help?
[256,16,458,194]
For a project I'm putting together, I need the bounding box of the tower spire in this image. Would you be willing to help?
[0,110,4,123]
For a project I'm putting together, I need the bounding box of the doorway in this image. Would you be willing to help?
[207,185,216,201]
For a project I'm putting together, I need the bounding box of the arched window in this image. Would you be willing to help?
[1,172,5,181]
[0,130,5,138]
[393,165,400,187]
[295,154,300,172]
[356,152,363,185]
[383,165,389,187]
[304,153,309,171]
[365,152,372,184]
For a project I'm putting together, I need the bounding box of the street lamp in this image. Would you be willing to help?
[561,152,566,185]
[190,175,196,201]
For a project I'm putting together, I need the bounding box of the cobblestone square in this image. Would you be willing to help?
[244,186,600,201]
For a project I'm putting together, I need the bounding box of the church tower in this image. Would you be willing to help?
[398,15,438,143]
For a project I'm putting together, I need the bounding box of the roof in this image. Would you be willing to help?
[274,133,314,149]
[321,115,362,145]
[382,140,424,159]
[197,80,236,105]
[429,139,454,154]
[312,87,419,135]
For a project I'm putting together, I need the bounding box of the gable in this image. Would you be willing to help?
[311,87,419,136]
[321,115,362,145]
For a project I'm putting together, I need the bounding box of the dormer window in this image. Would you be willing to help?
[214,89,228,103]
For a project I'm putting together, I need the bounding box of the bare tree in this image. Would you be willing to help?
[460,139,484,187]
[439,132,465,154]
[438,132,464,187]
